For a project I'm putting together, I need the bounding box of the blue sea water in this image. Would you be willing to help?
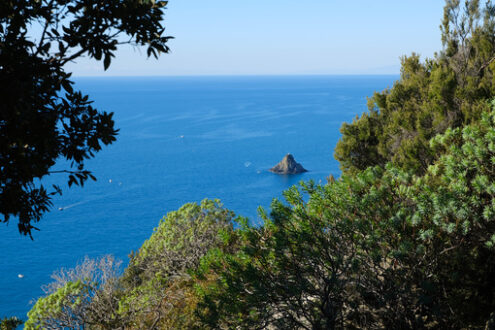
[0,75,396,319]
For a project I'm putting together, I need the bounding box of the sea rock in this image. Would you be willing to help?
[269,154,308,174]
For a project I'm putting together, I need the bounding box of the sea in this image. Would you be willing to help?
[0,75,397,319]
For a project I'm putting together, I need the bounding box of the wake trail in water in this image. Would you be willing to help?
[58,184,142,210]
[60,200,88,210]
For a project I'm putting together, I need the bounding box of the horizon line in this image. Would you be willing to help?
[72,73,401,78]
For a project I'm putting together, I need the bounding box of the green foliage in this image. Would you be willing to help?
[0,0,172,237]
[25,280,88,329]
[27,120,495,327]
[405,105,495,325]
[25,255,123,329]
[335,0,495,175]
[24,3,495,327]
[27,200,239,329]
[198,171,421,328]
[198,104,495,328]
[118,199,239,328]
[124,199,238,286]
[0,317,23,330]
[335,108,386,173]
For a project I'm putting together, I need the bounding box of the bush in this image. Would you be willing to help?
[198,104,495,328]
[25,255,123,329]
[0,317,23,330]
[335,1,495,175]
[118,199,240,329]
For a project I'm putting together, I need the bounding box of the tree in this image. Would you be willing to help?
[0,317,23,330]
[198,172,423,329]
[0,0,172,237]
[335,0,495,175]
[25,255,123,329]
[27,200,240,329]
[199,103,495,328]
[119,199,239,329]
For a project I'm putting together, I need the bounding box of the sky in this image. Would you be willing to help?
[67,0,447,76]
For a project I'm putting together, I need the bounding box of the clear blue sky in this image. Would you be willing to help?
[68,0,446,76]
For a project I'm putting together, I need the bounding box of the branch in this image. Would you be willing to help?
[59,48,87,66]
[48,170,85,174]
[34,0,55,56]
[479,53,495,73]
